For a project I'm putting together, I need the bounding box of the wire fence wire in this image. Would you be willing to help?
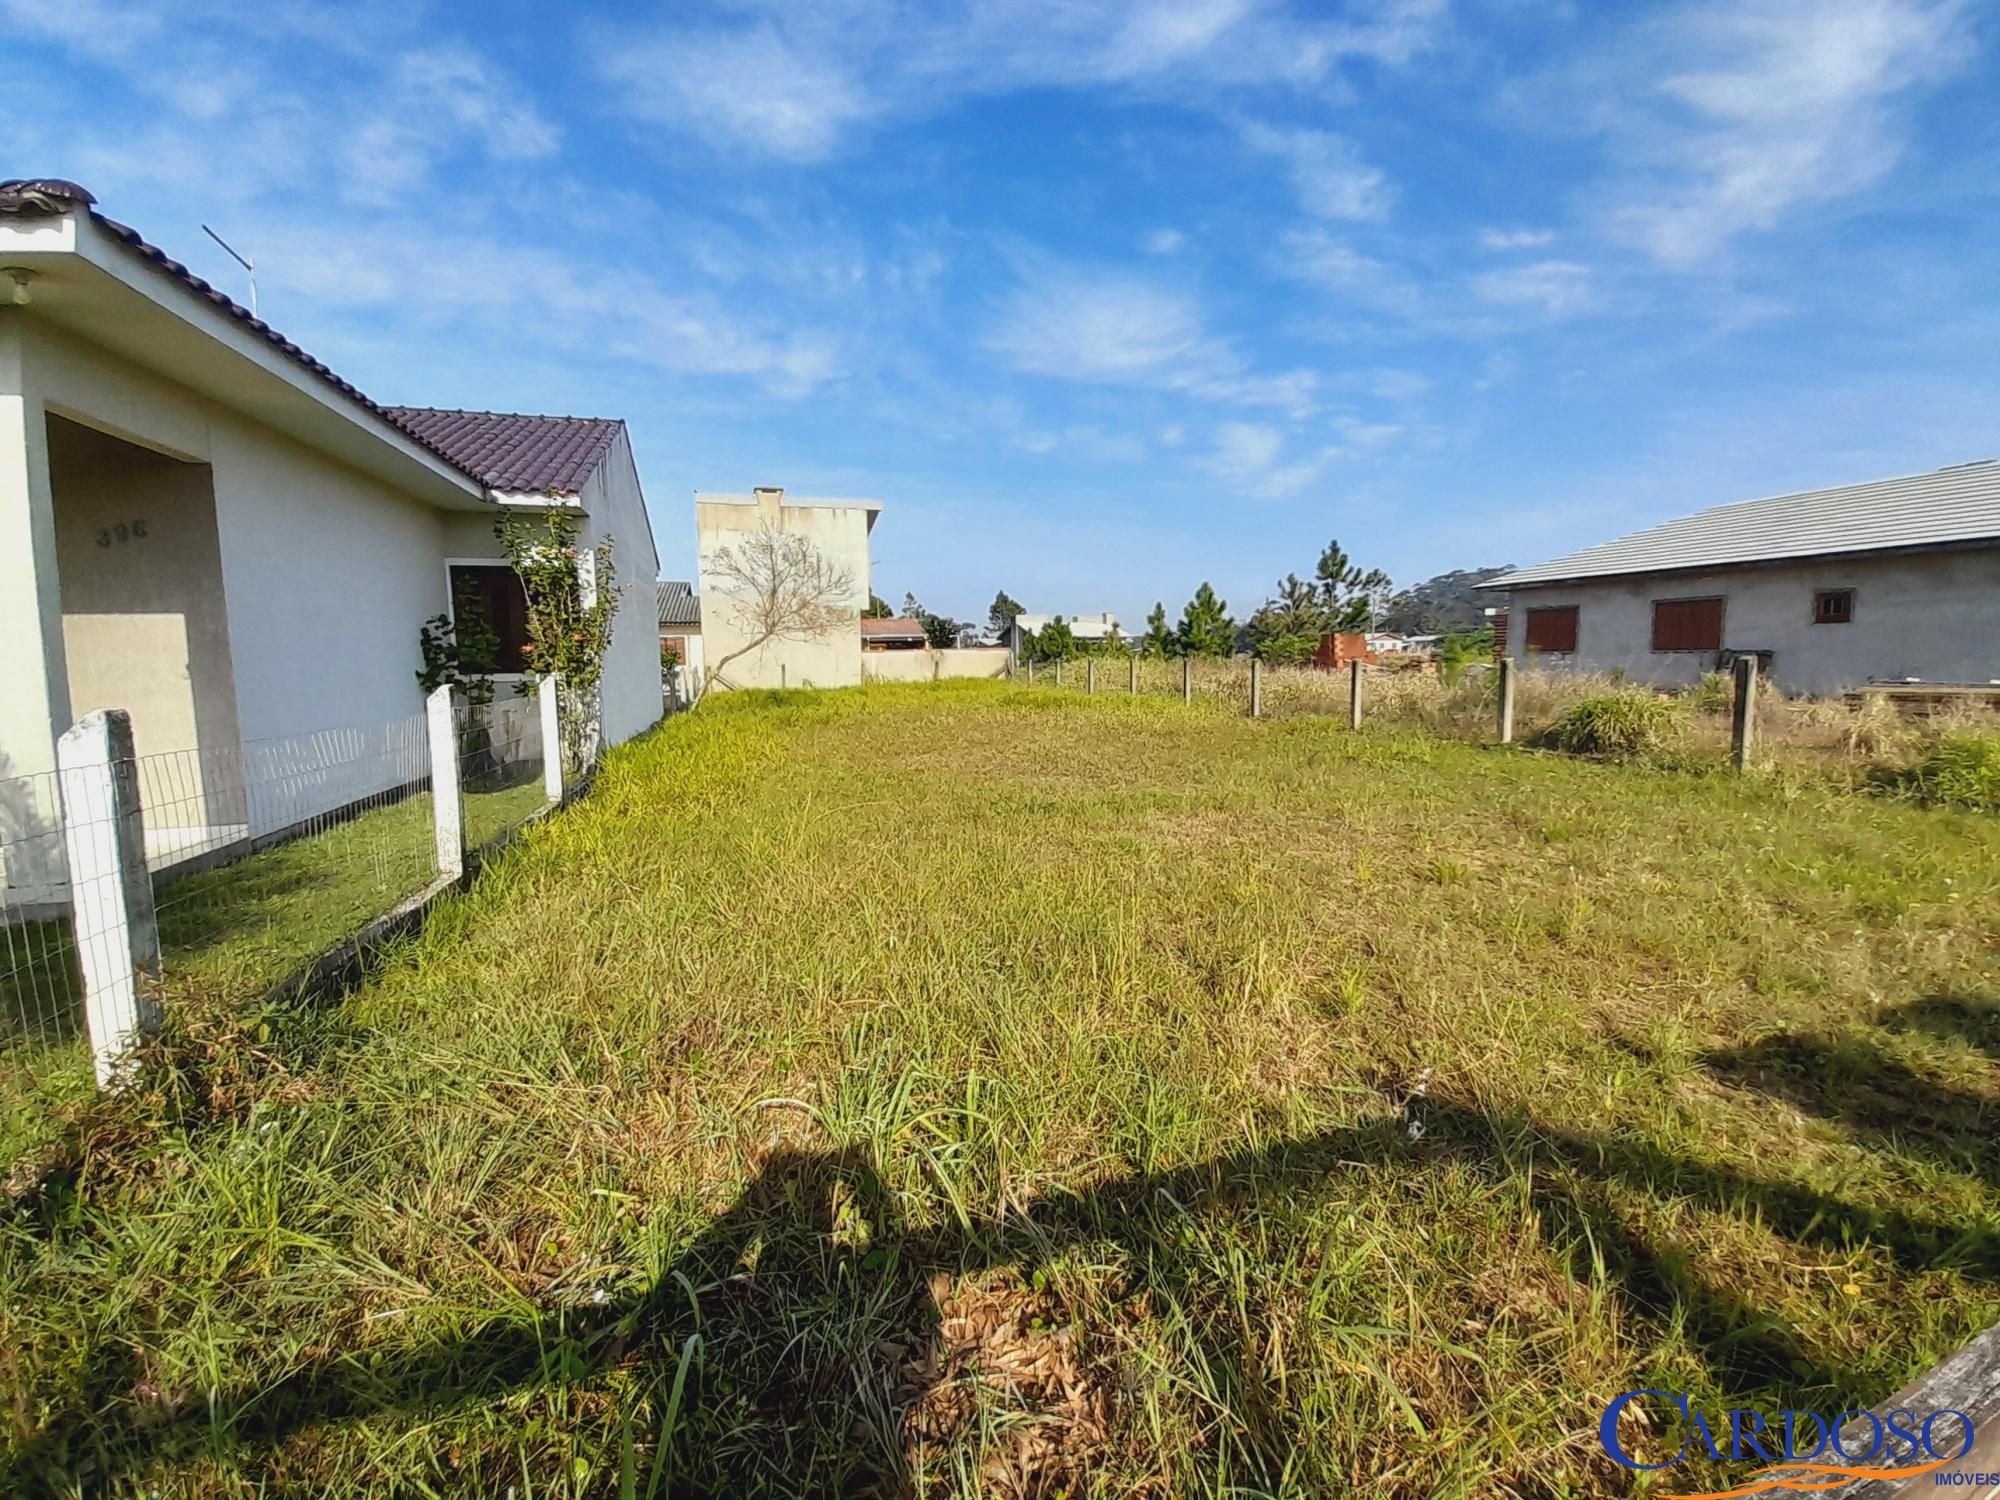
[458,692,549,854]
[1,767,82,1053]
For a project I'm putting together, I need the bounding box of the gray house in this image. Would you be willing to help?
[1479,461,2000,696]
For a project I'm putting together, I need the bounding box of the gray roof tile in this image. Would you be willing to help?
[657,580,700,627]
[1485,461,2000,589]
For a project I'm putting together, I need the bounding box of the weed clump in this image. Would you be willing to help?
[1538,691,1684,760]
[1881,731,2000,811]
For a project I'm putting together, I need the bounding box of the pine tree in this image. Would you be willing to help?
[987,590,1025,638]
[1029,615,1079,662]
[1175,583,1235,657]
[1142,602,1173,658]
[1247,572,1332,665]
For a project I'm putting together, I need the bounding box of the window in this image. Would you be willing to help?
[1813,588,1855,625]
[1523,605,1579,653]
[1651,596,1724,652]
[449,564,532,673]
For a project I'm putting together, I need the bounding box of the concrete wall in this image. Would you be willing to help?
[1497,548,2000,695]
[862,647,1012,683]
[697,487,875,690]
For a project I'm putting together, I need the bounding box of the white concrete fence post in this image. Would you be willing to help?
[1348,659,1364,730]
[57,709,161,1088]
[1730,655,1759,772]
[427,683,464,881]
[1086,660,1095,694]
[1249,658,1263,718]
[1496,659,1516,745]
[1128,657,1138,694]
[538,675,564,804]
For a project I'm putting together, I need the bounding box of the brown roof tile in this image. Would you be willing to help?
[861,617,927,639]
[387,408,622,494]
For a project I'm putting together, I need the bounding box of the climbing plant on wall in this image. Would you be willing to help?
[496,507,619,780]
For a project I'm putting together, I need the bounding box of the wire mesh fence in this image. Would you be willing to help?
[145,711,439,998]
[1,682,581,1108]
[459,692,549,853]
[1,767,82,1056]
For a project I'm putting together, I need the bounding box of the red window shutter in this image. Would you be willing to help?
[450,565,533,672]
[1650,597,1723,652]
[1524,606,1578,653]
[1491,612,1509,659]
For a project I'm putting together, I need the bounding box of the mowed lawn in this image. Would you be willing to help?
[6,681,1999,1497]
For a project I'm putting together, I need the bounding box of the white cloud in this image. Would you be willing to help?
[986,261,1316,415]
[1276,228,1423,318]
[255,226,843,395]
[1479,226,1557,251]
[1142,227,1188,255]
[590,0,1449,160]
[1573,0,1973,265]
[593,24,871,164]
[1238,120,1392,219]
[331,51,558,207]
[1198,421,1351,500]
[1471,259,1598,317]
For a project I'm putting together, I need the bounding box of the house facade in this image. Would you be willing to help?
[695,486,879,689]
[860,618,927,650]
[1479,462,2000,696]
[0,179,662,864]
[657,580,704,683]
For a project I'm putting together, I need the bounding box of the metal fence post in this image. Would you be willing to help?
[1249,658,1263,718]
[538,675,564,804]
[1730,655,1759,771]
[1496,659,1516,744]
[57,709,161,1088]
[1349,660,1364,729]
[427,683,464,881]
[1128,657,1138,694]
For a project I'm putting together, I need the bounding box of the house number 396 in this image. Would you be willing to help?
[95,519,148,548]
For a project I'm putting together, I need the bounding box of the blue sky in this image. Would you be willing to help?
[7,0,1998,629]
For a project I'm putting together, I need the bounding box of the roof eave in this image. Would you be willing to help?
[1479,534,2000,592]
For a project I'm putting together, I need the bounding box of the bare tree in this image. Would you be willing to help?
[702,526,856,691]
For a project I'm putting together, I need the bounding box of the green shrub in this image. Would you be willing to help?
[1900,732,2000,811]
[1538,691,1684,760]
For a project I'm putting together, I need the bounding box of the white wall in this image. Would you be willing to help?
[574,428,663,746]
[697,488,875,690]
[1499,549,2000,695]
[862,647,1012,683]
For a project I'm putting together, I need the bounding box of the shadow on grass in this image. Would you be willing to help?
[1701,996,2000,1196]
[13,1096,1996,1495]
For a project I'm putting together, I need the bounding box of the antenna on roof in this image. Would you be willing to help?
[201,224,257,320]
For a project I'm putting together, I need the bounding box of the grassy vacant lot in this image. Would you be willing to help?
[4,681,1997,1497]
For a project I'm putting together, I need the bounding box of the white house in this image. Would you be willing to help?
[1000,612,1124,657]
[657,579,703,704]
[0,178,663,868]
[696,486,880,690]
[1479,461,2000,696]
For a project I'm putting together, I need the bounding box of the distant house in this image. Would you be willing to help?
[0,178,662,869]
[861,617,927,650]
[696,486,880,690]
[657,580,703,698]
[1000,612,1122,657]
[1478,461,2000,695]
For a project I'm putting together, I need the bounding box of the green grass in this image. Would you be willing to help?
[4,681,1998,1496]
